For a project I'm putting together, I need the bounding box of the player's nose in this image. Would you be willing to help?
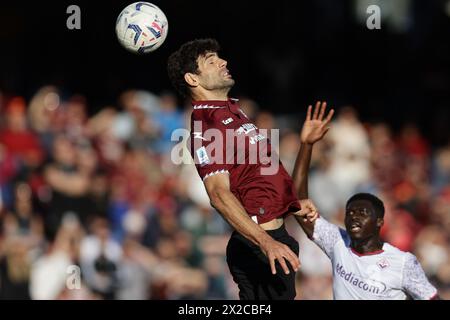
[351,217,362,225]
[218,58,227,68]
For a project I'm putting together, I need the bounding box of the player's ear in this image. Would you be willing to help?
[376,218,384,228]
[184,73,199,87]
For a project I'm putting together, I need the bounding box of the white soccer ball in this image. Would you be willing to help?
[115,2,169,54]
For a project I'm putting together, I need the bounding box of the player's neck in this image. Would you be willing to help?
[351,236,384,255]
[192,89,229,102]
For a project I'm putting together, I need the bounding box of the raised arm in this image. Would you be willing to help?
[291,102,334,237]
[203,173,300,275]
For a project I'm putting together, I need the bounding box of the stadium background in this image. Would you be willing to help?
[0,0,449,299]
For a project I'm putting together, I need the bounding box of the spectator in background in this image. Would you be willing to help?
[116,237,158,299]
[0,142,19,210]
[152,91,185,154]
[63,95,90,144]
[112,90,160,143]
[2,182,44,250]
[43,135,92,239]
[307,142,342,220]
[398,123,430,159]
[295,272,333,300]
[0,236,32,299]
[0,97,44,172]
[414,225,449,278]
[368,123,401,192]
[27,86,61,154]
[30,214,89,300]
[430,188,450,234]
[195,233,232,299]
[431,143,450,195]
[88,168,110,220]
[380,193,420,252]
[279,131,301,178]
[326,106,371,202]
[80,217,122,299]
[86,107,126,168]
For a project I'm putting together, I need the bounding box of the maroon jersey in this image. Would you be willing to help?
[189,98,301,224]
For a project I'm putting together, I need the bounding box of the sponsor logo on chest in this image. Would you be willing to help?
[335,263,388,295]
[222,117,234,125]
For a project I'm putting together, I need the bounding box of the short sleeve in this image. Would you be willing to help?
[312,217,347,258]
[402,253,438,300]
[190,110,234,181]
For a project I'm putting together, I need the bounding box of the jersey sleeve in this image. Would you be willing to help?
[402,253,438,300]
[312,217,347,258]
[190,110,234,181]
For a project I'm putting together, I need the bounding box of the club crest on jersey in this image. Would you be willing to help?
[196,146,210,166]
[377,258,390,270]
[222,117,234,125]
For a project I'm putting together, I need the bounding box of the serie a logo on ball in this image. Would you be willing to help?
[115,2,169,54]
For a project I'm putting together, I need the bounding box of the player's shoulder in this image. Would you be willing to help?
[191,105,228,126]
[383,242,406,254]
[383,242,414,262]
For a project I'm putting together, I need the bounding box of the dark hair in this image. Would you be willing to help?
[346,193,385,219]
[167,38,220,97]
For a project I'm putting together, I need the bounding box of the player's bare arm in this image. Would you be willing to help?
[203,173,301,275]
[291,101,334,238]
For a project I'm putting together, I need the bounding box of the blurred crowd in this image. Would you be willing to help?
[0,87,449,300]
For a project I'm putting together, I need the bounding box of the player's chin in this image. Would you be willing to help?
[347,227,365,239]
[225,78,235,86]
[349,232,364,240]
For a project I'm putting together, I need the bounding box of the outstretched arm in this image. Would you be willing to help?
[204,173,300,275]
[291,102,334,238]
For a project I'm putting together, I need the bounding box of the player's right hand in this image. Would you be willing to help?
[300,101,334,145]
[259,237,300,275]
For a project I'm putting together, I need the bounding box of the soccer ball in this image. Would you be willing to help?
[115,2,168,54]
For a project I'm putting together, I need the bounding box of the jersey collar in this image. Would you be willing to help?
[350,246,385,257]
[192,98,242,116]
[192,98,239,108]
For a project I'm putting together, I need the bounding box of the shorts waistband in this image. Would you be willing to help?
[264,222,287,237]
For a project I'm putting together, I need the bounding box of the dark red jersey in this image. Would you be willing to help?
[189,98,300,224]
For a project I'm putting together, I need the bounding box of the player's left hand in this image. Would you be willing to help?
[300,101,334,145]
[294,199,319,223]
